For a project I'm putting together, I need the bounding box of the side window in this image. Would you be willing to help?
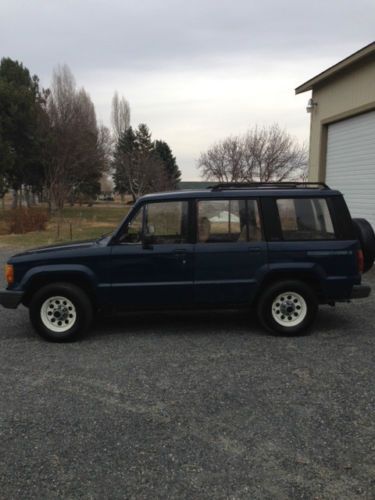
[197,199,261,243]
[119,207,144,243]
[277,198,335,240]
[118,201,188,244]
[247,199,262,241]
[145,201,188,244]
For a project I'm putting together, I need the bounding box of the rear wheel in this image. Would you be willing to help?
[257,280,318,336]
[30,282,93,342]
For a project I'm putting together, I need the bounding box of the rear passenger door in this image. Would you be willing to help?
[193,198,268,304]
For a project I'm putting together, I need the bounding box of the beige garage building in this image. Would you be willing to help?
[296,42,375,226]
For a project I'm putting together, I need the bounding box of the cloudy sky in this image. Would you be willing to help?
[1,0,374,179]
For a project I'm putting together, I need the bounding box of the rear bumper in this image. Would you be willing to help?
[350,285,371,299]
[0,290,24,309]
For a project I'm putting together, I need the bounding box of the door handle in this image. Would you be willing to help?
[173,249,188,264]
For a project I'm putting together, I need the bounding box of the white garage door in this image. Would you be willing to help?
[326,111,375,228]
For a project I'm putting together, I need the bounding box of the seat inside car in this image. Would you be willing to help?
[198,217,211,242]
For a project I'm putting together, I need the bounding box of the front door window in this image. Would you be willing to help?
[118,201,188,244]
[120,207,143,243]
[145,201,188,244]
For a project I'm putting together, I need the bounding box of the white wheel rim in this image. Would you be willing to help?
[40,296,77,333]
[271,291,307,327]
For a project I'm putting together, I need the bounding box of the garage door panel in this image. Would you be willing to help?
[328,139,375,151]
[326,111,375,228]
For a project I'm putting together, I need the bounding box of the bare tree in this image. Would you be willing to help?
[122,151,167,202]
[111,91,131,140]
[46,65,108,210]
[97,124,113,173]
[243,125,307,181]
[45,65,76,210]
[198,124,308,183]
[198,137,247,183]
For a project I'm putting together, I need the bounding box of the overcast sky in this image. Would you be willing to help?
[1,0,374,179]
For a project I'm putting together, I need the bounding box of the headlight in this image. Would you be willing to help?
[5,264,14,286]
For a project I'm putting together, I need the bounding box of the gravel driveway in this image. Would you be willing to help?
[0,247,374,499]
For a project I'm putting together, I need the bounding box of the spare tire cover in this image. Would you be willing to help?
[352,218,375,273]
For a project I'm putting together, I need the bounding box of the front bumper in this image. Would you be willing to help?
[0,290,24,309]
[350,285,371,299]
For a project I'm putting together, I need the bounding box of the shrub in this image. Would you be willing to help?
[5,208,49,234]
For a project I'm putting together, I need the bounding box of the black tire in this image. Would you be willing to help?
[352,218,375,273]
[257,280,318,336]
[29,282,93,342]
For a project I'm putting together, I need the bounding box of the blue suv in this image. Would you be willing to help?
[0,182,373,341]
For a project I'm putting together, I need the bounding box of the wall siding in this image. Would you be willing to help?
[308,59,375,181]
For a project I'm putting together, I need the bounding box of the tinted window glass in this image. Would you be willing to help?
[119,207,143,243]
[277,198,335,240]
[119,201,188,244]
[145,201,188,244]
[197,199,261,243]
[247,199,262,241]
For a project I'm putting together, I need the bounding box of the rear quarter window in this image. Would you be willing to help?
[277,198,335,240]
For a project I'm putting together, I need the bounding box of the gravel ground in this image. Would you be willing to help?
[0,247,374,499]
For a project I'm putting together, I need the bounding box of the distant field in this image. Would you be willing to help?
[0,204,131,248]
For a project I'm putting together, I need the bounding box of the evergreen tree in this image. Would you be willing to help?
[113,126,137,196]
[154,140,181,188]
[0,58,45,205]
[135,123,154,154]
[133,124,169,197]
[0,125,12,203]
[112,123,169,201]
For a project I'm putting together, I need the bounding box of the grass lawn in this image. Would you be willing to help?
[0,204,131,248]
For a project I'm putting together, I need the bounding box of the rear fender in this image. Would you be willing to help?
[254,262,326,301]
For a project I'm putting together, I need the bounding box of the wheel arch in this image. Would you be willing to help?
[22,270,97,308]
[254,268,324,305]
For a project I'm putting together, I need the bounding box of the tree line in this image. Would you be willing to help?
[0,55,307,213]
[0,57,181,211]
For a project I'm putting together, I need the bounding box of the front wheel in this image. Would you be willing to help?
[257,280,318,336]
[29,282,93,342]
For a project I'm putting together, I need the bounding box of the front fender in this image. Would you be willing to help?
[19,264,98,290]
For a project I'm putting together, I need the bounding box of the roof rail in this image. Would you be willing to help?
[209,182,330,191]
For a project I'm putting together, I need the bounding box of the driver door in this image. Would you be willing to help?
[110,200,194,307]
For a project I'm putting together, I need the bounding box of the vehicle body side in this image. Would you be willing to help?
[3,188,363,310]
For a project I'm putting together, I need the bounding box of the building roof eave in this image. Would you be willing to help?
[295,42,375,95]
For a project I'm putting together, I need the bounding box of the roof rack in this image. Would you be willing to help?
[209,182,330,191]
